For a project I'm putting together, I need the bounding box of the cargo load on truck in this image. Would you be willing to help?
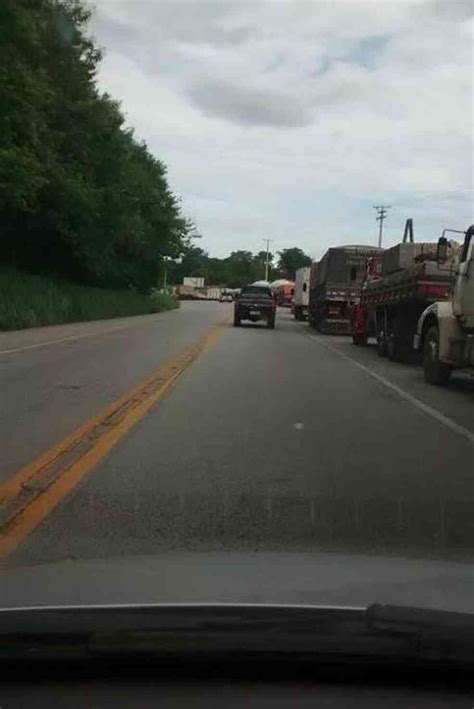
[351,219,460,360]
[176,284,223,301]
[309,245,383,334]
[271,280,294,308]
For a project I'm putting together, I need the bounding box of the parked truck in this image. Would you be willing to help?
[414,225,474,384]
[309,245,382,334]
[273,281,294,308]
[293,267,310,320]
[351,220,460,360]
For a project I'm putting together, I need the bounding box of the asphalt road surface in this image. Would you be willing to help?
[1,302,473,566]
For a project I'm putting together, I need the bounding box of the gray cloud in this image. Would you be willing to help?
[93,1,256,49]
[90,0,473,257]
[187,79,313,127]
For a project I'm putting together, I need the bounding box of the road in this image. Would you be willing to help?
[1,302,473,566]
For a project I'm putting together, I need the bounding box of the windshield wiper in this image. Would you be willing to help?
[1,604,473,668]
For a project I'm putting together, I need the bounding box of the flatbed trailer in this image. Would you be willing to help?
[353,259,456,360]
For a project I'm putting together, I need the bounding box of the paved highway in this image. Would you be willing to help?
[1,302,473,566]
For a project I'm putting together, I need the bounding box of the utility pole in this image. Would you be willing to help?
[262,238,273,281]
[373,205,391,248]
[162,256,171,289]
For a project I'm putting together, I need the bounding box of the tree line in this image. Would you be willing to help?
[168,246,312,287]
[1,0,189,292]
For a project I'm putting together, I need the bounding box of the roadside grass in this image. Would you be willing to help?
[0,269,178,331]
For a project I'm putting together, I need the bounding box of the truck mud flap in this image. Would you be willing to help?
[319,319,352,335]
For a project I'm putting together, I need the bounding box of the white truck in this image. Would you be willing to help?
[293,267,310,320]
[414,225,474,384]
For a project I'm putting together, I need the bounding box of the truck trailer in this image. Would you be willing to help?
[293,267,310,320]
[352,220,460,361]
[309,245,382,334]
[274,281,294,308]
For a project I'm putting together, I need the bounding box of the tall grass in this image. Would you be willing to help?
[0,269,178,331]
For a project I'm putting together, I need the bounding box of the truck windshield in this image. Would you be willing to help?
[1,0,472,642]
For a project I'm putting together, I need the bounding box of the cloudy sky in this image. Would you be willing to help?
[89,0,473,259]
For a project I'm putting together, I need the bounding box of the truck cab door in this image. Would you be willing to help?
[453,226,474,325]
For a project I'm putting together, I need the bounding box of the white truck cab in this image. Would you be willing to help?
[414,225,474,384]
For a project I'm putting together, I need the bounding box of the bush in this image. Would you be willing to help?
[0,269,179,331]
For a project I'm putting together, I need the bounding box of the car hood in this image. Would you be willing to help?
[1,551,473,613]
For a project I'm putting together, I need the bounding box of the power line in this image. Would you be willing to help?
[373,205,391,248]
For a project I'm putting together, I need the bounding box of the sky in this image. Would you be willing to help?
[89,0,473,260]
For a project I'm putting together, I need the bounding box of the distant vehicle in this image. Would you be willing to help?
[220,288,237,302]
[207,287,223,301]
[252,280,271,288]
[309,245,382,334]
[176,285,222,301]
[234,285,276,329]
[352,220,459,360]
[183,276,205,288]
[273,281,294,308]
[414,225,474,384]
[293,267,310,320]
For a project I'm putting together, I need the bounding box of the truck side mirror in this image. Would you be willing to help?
[436,237,448,264]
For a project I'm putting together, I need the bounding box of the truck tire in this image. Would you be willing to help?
[423,325,451,385]
[377,336,387,357]
[386,334,401,362]
[308,311,318,329]
[267,314,276,329]
[233,311,241,327]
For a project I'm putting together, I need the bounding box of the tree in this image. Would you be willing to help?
[0,0,190,290]
[224,250,257,287]
[277,248,312,280]
[168,245,209,283]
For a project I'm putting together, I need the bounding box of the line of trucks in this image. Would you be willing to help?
[292,222,474,385]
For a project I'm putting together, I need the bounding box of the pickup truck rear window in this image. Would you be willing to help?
[241,286,272,296]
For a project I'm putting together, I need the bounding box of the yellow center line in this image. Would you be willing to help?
[0,320,229,562]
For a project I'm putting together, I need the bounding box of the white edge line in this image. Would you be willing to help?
[306,333,474,446]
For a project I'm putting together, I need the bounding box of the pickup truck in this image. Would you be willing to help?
[234,285,276,329]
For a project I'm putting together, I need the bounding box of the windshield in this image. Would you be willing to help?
[241,286,273,296]
[1,0,473,628]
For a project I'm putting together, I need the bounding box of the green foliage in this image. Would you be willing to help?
[277,247,312,280]
[0,268,178,330]
[0,0,189,290]
[168,245,283,288]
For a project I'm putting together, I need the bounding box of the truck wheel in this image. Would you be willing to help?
[267,314,276,329]
[377,336,387,357]
[423,326,451,385]
[233,312,241,327]
[386,334,401,362]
